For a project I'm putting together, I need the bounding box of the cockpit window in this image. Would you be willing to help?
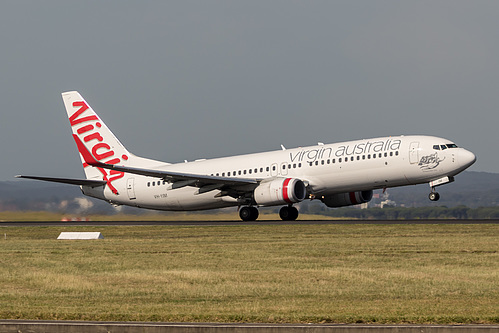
[434,143,458,150]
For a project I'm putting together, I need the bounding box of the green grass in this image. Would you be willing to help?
[0,224,498,323]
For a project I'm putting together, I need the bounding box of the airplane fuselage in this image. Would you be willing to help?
[82,135,475,211]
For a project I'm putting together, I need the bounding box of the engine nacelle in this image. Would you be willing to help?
[321,190,373,208]
[254,178,307,206]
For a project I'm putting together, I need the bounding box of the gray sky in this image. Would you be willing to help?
[2,1,497,181]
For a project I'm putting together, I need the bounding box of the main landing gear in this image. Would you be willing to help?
[238,205,299,221]
[429,187,440,201]
[239,206,259,221]
[279,205,299,221]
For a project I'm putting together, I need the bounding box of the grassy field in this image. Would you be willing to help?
[0,224,498,323]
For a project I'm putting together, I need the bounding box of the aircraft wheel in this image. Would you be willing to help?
[250,206,259,221]
[239,206,259,221]
[429,192,440,201]
[279,206,299,221]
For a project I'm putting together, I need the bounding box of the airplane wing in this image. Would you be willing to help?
[88,161,259,188]
[15,175,107,187]
[77,137,259,193]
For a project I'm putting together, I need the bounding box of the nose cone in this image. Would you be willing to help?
[459,149,476,169]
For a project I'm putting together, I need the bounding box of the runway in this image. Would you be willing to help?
[0,219,497,227]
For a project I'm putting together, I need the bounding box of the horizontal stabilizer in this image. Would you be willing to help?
[15,175,107,187]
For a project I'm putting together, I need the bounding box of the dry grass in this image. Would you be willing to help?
[0,224,498,323]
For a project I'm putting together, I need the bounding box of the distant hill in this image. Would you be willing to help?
[0,180,114,213]
[1,171,498,214]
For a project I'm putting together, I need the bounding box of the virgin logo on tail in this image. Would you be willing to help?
[70,101,128,195]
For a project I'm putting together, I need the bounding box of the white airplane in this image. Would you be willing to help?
[17,91,476,221]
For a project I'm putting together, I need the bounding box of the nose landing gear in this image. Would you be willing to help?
[429,188,440,201]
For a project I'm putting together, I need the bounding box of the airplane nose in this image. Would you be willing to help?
[459,149,476,169]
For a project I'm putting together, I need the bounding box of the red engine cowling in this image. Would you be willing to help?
[321,190,373,208]
[254,178,307,206]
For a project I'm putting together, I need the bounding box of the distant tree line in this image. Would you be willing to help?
[304,205,499,220]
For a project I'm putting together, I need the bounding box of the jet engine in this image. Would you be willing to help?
[321,190,373,208]
[254,178,307,206]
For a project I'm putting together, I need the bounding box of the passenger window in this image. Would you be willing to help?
[238,170,242,175]
[315,161,319,166]
[272,166,276,171]
[351,157,354,161]
[321,160,325,165]
[390,152,393,157]
[357,156,360,160]
[339,158,342,163]
[147,182,150,187]
[373,154,376,159]
[384,152,387,157]
[395,151,399,156]
[298,163,302,168]
[266,167,270,172]
[243,170,247,175]
[254,168,258,173]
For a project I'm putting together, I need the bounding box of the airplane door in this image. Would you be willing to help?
[409,142,420,164]
[127,178,136,200]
